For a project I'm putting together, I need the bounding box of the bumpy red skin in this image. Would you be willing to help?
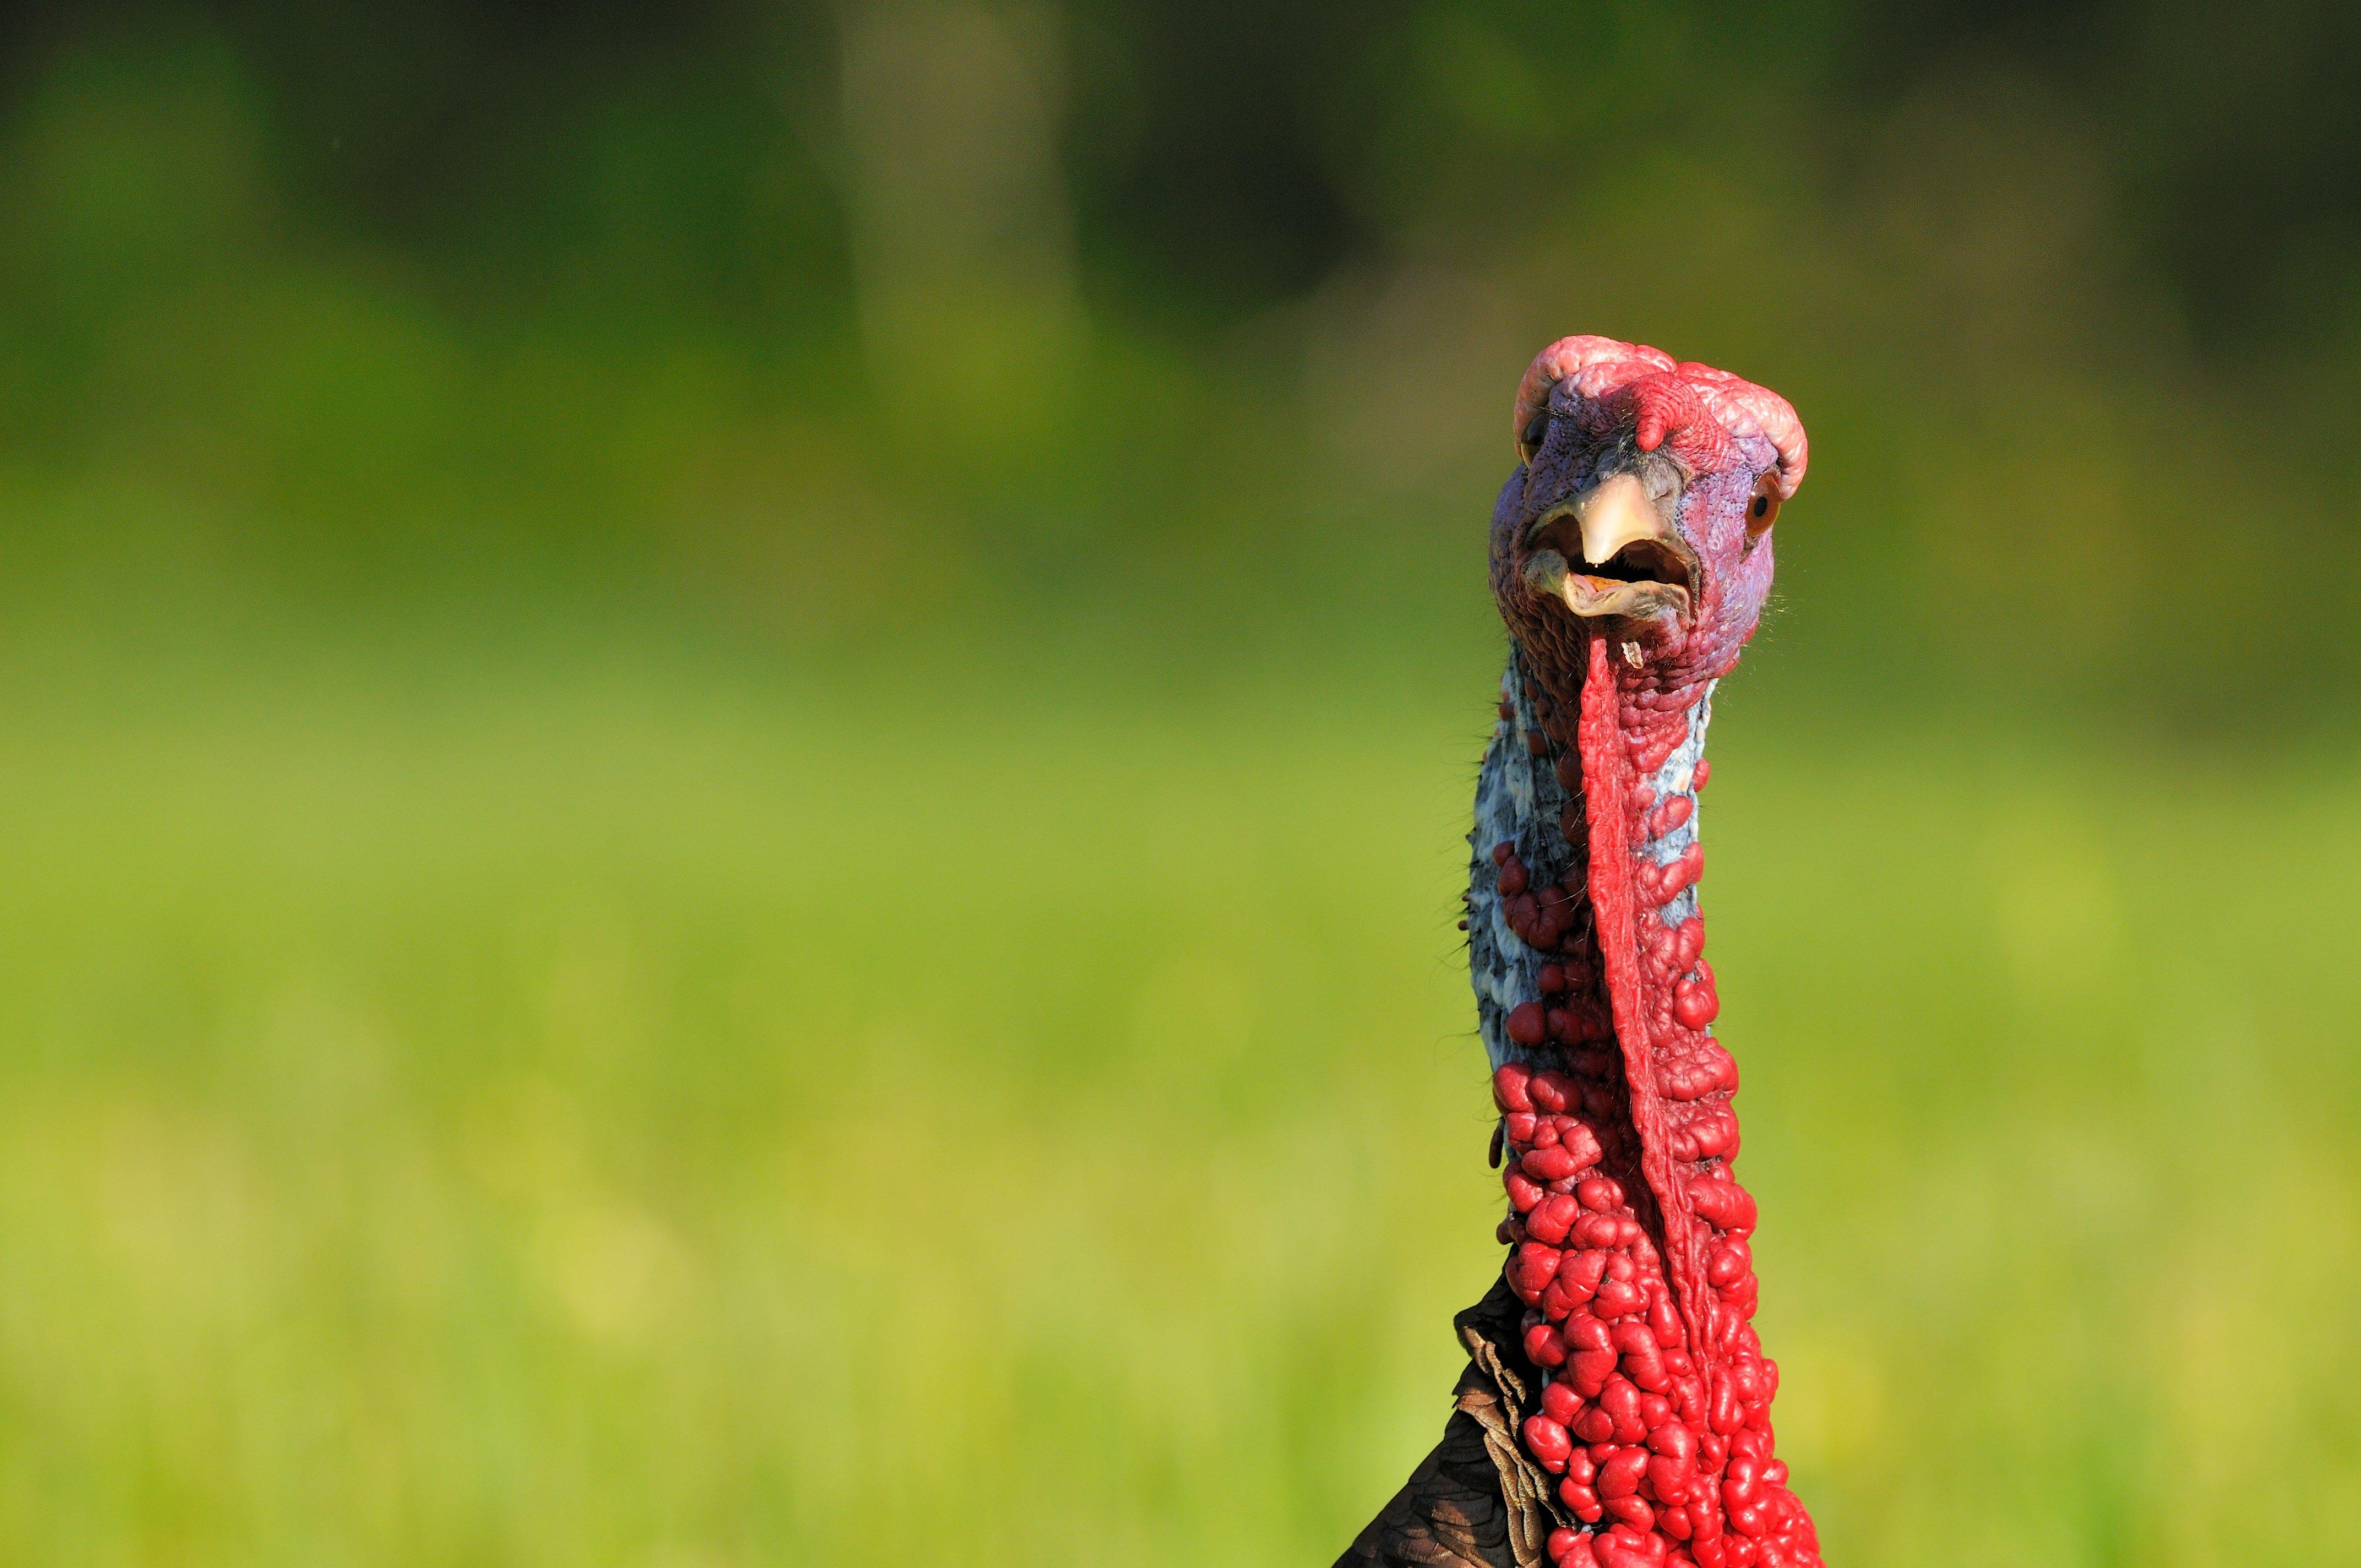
[1487,345,1818,1568]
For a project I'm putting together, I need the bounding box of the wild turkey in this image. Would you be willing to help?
[1337,338,1818,1568]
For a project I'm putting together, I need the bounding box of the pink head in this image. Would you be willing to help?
[1489,336,1808,693]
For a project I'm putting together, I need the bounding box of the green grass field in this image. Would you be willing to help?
[0,624,2352,1568]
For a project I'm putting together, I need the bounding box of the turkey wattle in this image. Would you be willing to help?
[1337,338,1817,1568]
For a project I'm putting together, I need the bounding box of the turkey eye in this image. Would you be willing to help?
[1745,476,1781,538]
[1521,412,1549,458]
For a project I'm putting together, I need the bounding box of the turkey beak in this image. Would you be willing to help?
[1521,473,1696,623]
[1566,473,1664,568]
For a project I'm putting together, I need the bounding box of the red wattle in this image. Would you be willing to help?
[1486,635,1819,1568]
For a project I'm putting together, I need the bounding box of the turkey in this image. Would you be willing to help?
[1337,337,1818,1568]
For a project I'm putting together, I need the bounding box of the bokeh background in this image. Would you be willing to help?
[0,3,2357,1565]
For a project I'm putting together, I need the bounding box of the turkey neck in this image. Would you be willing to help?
[1472,631,1803,1556]
[1472,634,1729,1331]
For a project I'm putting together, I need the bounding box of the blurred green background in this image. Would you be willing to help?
[0,3,2357,1565]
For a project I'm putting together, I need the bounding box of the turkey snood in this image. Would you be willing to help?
[1337,339,1818,1568]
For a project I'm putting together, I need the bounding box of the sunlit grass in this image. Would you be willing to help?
[0,635,2353,1567]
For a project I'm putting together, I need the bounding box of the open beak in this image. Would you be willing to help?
[1520,472,1696,623]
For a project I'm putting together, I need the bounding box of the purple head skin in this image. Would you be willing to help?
[1485,344,1804,701]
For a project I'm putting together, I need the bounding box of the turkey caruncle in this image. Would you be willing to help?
[1337,338,1819,1568]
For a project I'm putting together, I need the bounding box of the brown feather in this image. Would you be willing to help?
[1334,1278,1568,1568]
